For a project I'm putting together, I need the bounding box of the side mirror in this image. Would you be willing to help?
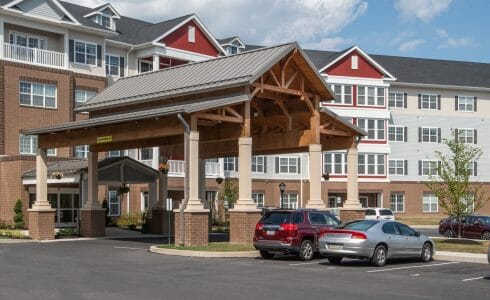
[414,231,421,237]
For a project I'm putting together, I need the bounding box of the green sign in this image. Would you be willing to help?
[96,136,113,144]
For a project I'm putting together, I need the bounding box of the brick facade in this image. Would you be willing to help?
[80,209,106,237]
[339,209,366,222]
[229,210,261,244]
[28,209,55,240]
[173,211,209,246]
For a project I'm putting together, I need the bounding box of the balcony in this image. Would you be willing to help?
[168,160,222,177]
[3,43,65,69]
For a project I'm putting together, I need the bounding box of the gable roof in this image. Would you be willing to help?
[2,0,80,25]
[218,36,245,48]
[83,2,120,19]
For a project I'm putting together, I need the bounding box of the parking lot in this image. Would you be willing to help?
[1,237,489,300]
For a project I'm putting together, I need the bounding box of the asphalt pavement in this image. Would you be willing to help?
[1,237,489,300]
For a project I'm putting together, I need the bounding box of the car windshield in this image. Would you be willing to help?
[338,220,378,231]
[379,209,393,216]
[260,212,291,225]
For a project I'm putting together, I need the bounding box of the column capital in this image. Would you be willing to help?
[309,143,322,152]
[189,131,199,141]
[238,136,252,145]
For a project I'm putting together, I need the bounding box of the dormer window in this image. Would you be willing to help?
[228,45,238,55]
[96,14,112,29]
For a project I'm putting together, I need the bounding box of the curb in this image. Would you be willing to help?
[412,225,438,229]
[434,251,488,264]
[149,246,259,258]
[0,239,34,244]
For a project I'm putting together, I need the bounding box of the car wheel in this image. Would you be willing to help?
[327,256,343,265]
[371,245,387,267]
[259,250,274,259]
[443,229,454,238]
[298,240,314,261]
[421,243,433,262]
[481,231,490,240]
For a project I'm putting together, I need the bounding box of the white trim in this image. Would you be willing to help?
[8,30,48,49]
[83,3,121,19]
[324,75,390,87]
[357,143,391,154]
[388,159,405,176]
[420,159,439,176]
[387,125,405,142]
[388,91,405,109]
[2,0,81,25]
[456,95,475,112]
[105,52,121,77]
[73,39,98,67]
[23,175,80,185]
[164,46,216,61]
[419,93,439,111]
[420,127,439,143]
[220,37,246,48]
[392,81,490,92]
[319,46,397,81]
[325,107,391,119]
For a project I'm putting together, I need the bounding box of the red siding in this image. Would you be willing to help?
[325,51,383,79]
[162,20,220,57]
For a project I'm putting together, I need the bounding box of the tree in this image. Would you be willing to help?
[13,199,25,229]
[216,178,238,223]
[425,131,488,238]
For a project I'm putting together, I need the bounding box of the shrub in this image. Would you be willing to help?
[116,212,143,230]
[56,228,78,237]
[13,199,25,229]
[0,229,29,239]
[0,219,13,230]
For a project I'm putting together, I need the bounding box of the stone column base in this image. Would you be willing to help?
[80,209,106,237]
[229,209,262,244]
[147,209,163,234]
[339,209,366,222]
[28,209,56,240]
[174,210,209,246]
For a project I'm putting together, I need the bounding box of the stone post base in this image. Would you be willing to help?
[174,210,209,246]
[80,209,106,237]
[28,209,56,240]
[339,209,366,222]
[147,209,163,234]
[229,209,262,244]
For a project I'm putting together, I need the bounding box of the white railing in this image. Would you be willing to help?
[140,160,153,168]
[168,160,222,177]
[3,43,65,68]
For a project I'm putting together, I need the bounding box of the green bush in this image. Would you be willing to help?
[13,199,25,229]
[0,219,13,230]
[56,228,78,237]
[0,229,28,239]
[116,212,143,230]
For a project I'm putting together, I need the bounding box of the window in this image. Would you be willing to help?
[252,156,265,173]
[75,90,97,107]
[388,92,406,108]
[139,60,153,73]
[467,162,478,177]
[140,148,153,161]
[19,134,55,155]
[107,150,123,158]
[75,41,97,66]
[388,126,406,142]
[9,31,46,49]
[308,212,339,226]
[420,127,440,143]
[282,193,298,209]
[329,84,352,104]
[276,157,300,174]
[456,96,475,112]
[75,145,89,158]
[358,86,385,106]
[456,129,476,144]
[357,119,385,140]
[358,154,385,176]
[252,192,264,208]
[188,26,195,43]
[351,55,358,69]
[105,54,120,76]
[141,191,149,212]
[20,81,56,108]
[419,94,439,110]
[461,194,475,213]
[396,223,416,236]
[96,14,112,29]
[421,160,439,176]
[108,191,120,216]
[389,159,406,176]
[422,192,438,213]
[324,152,347,175]
[382,222,401,235]
[390,193,405,212]
[228,45,239,55]
[224,157,238,172]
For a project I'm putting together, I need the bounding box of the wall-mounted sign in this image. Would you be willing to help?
[96,136,112,144]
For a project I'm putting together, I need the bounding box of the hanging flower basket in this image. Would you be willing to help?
[117,185,130,195]
[322,173,330,181]
[159,162,169,174]
[51,171,63,180]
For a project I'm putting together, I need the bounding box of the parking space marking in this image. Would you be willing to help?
[288,261,324,266]
[113,246,150,251]
[366,262,460,273]
[462,276,485,282]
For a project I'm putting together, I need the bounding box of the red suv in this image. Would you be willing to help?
[439,215,490,240]
[253,209,340,261]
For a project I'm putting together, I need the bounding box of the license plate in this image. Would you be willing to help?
[327,244,343,250]
[266,230,275,235]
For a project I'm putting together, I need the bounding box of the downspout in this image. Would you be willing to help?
[177,113,190,246]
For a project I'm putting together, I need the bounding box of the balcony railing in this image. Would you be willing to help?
[168,160,222,177]
[3,43,65,68]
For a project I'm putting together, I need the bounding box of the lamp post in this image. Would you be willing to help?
[279,182,286,209]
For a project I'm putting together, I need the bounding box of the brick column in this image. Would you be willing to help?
[174,210,209,246]
[28,148,55,240]
[305,144,325,209]
[80,151,105,237]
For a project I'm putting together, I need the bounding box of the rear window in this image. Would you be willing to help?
[339,220,378,231]
[379,209,393,216]
[260,212,291,225]
[365,209,375,216]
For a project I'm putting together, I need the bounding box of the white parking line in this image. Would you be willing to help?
[288,261,322,266]
[462,276,485,282]
[113,246,149,251]
[367,262,460,273]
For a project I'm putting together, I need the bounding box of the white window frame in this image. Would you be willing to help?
[9,30,47,49]
[74,40,97,67]
[224,157,238,172]
[323,152,347,175]
[19,81,57,109]
[75,90,97,107]
[422,192,438,213]
[188,26,196,43]
[19,134,54,155]
[251,156,265,173]
[358,153,385,176]
[420,94,438,110]
[96,13,113,29]
[388,91,405,108]
[389,159,405,176]
[421,160,439,176]
[252,192,264,208]
[329,84,353,105]
[139,60,153,73]
[141,191,149,212]
[390,192,405,213]
[457,128,474,144]
[388,125,405,142]
[457,96,474,112]
[282,193,298,209]
[108,190,120,216]
[421,127,439,143]
[357,118,385,141]
[105,54,120,77]
[357,86,385,106]
[74,145,89,158]
[351,55,358,69]
[278,157,299,174]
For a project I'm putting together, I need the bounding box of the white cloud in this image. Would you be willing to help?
[399,39,425,52]
[64,0,367,50]
[394,0,452,22]
[302,37,352,51]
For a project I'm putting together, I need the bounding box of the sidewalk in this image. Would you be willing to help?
[434,251,488,264]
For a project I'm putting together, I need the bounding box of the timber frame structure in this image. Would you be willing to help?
[24,42,365,243]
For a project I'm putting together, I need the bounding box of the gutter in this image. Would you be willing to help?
[177,113,190,246]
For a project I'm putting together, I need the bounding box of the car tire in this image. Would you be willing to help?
[371,245,387,267]
[421,243,433,262]
[259,250,274,259]
[443,229,454,238]
[298,240,314,261]
[481,231,490,240]
[327,256,343,265]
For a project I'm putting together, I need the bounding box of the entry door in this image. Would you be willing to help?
[59,193,79,227]
[359,196,369,208]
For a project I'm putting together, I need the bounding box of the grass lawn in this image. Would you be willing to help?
[397,217,441,226]
[0,236,9,239]
[158,242,256,252]
[434,238,489,254]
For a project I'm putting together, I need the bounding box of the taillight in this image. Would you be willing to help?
[279,223,298,231]
[350,231,367,240]
[255,223,263,230]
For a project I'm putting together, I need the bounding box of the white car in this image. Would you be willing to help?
[365,208,395,220]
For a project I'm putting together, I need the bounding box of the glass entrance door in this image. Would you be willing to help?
[46,192,80,227]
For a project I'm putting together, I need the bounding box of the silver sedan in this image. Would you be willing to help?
[318,220,434,267]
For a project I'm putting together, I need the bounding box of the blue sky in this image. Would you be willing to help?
[70,0,489,63]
